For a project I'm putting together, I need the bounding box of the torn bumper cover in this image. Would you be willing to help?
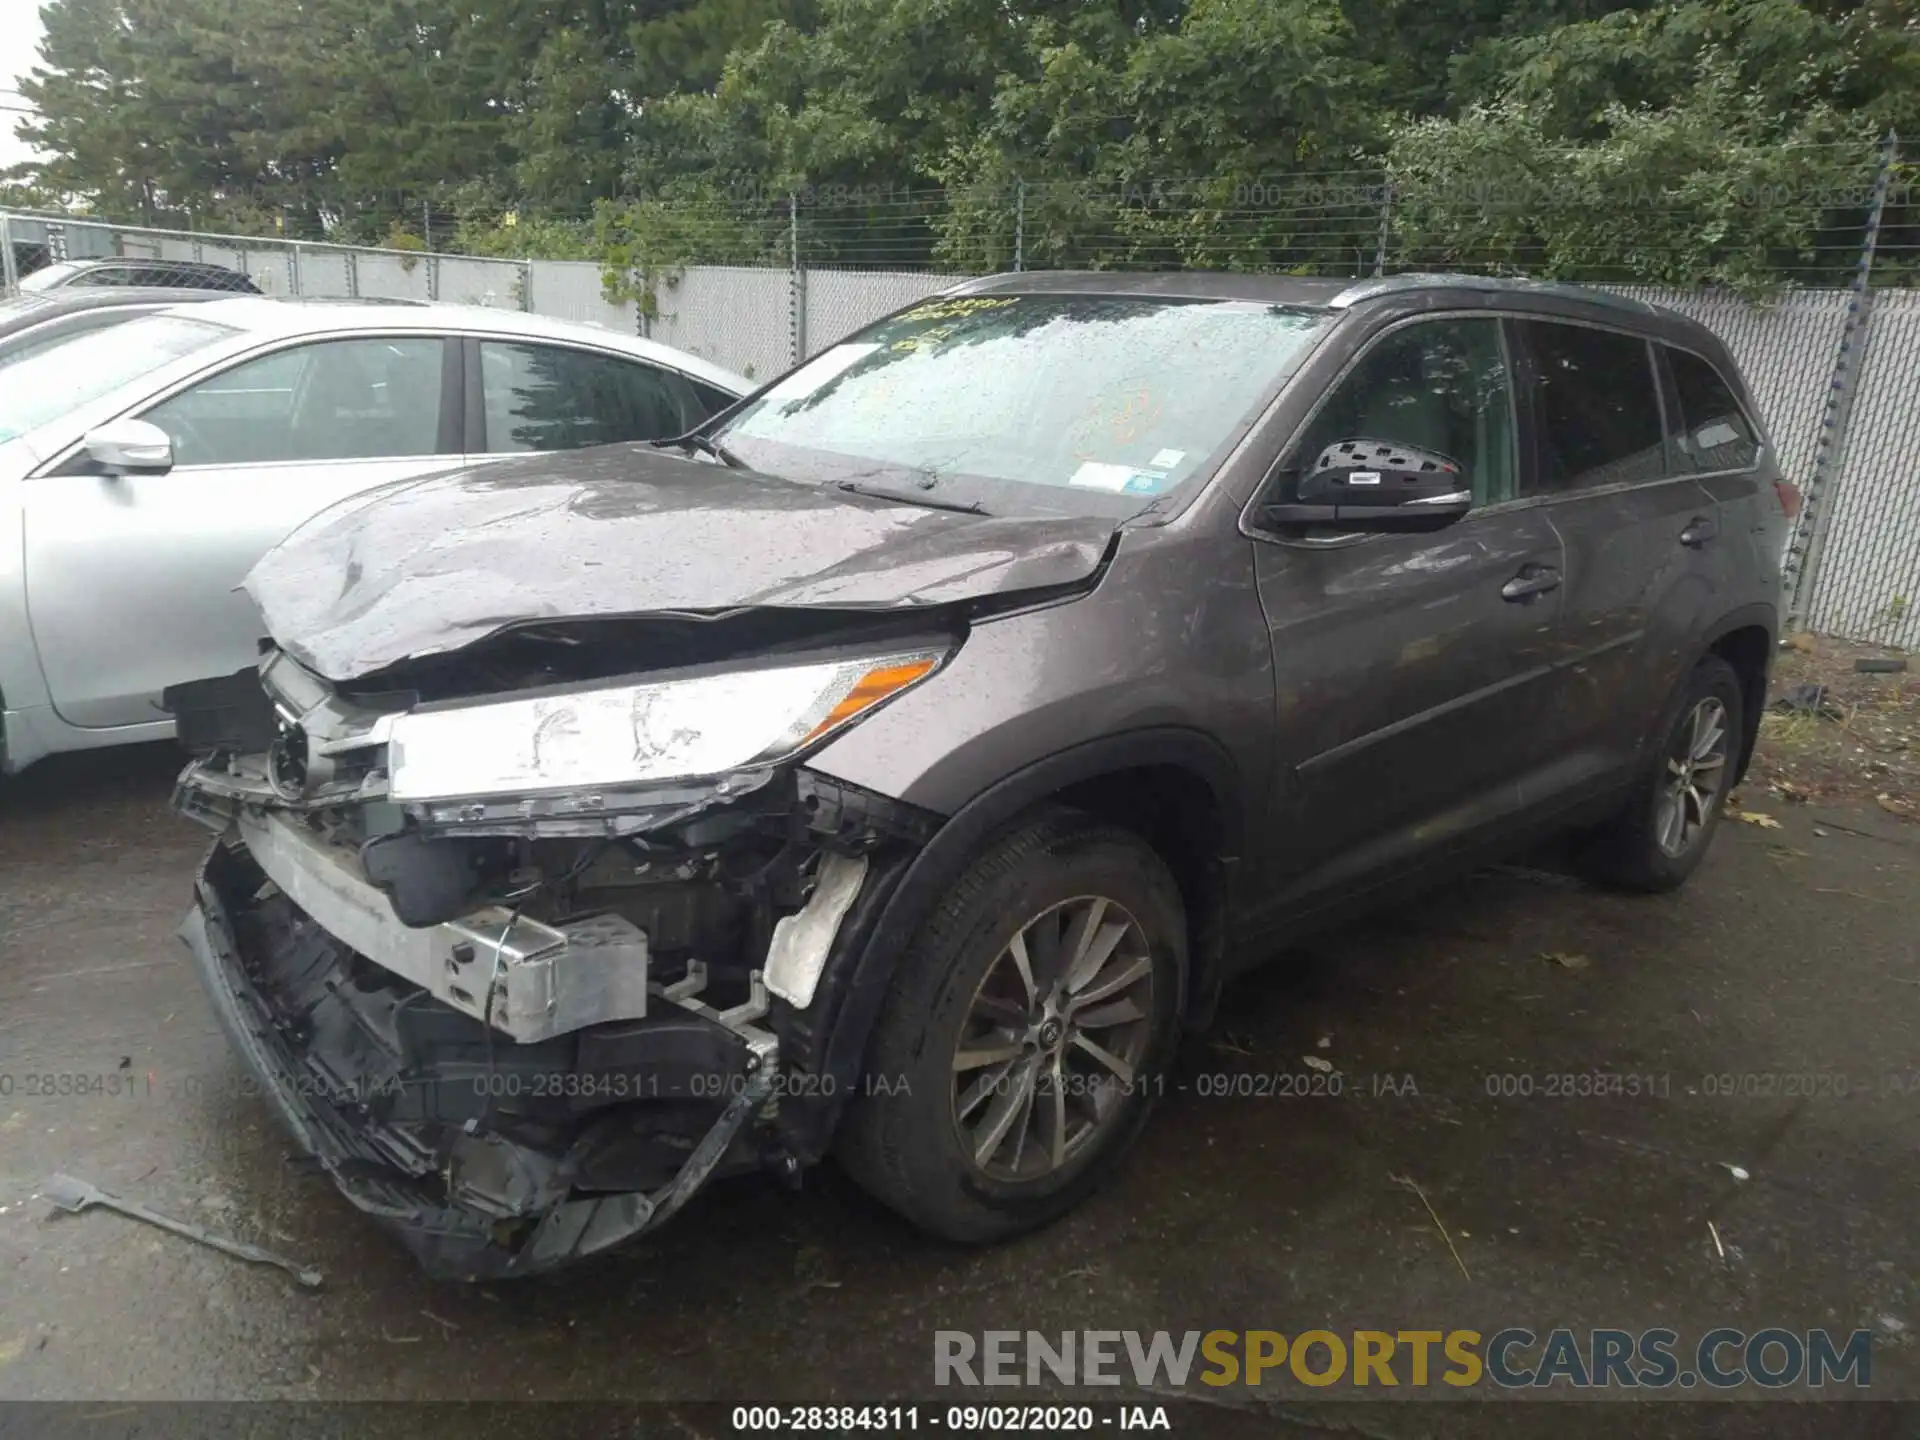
[170,699,919,1279]
[180,838,778,1279]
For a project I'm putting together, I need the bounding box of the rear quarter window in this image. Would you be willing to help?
[687,379,739,423]
[1665,346,1759,472]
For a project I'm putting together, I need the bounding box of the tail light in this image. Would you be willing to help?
[1774,480,1803,519]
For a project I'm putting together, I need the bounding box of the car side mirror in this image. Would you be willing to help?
[1261,438,1472,534]
[82,418,174,476]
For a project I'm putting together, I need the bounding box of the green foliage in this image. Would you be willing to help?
[594,191,782,311]
[449,211,596,260]
[12,0,1918,286]
[1391,0,1904,291]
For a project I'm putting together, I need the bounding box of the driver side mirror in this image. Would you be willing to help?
[1261,438,1471,534]
[82,418,174,476]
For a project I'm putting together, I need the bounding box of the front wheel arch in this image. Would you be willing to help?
[795,730,1240,1156]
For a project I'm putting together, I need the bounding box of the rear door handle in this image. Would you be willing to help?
[1680,515,1718,548]
[1502,564,1561,602]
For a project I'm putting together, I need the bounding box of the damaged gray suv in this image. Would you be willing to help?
[170,272,1792,1279]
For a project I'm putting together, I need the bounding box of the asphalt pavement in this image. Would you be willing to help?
[0,742,1915,1431]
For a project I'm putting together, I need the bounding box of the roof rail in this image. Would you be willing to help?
[1330,272,1663,317]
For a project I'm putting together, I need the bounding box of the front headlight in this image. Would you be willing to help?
[386,648,943,803]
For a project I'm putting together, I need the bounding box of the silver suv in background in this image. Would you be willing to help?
[17,257,263,293]
[169,273,1791,1279]
[0,298,746,773]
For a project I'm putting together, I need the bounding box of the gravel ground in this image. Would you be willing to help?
[1749,635,1917,818]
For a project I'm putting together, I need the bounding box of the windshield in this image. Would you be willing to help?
[714,294,1331,516]
[0,313,235,444]
[17,261,85,293]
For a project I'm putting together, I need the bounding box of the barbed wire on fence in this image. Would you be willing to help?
[4,134,1913,290]
[2,158,1914,650]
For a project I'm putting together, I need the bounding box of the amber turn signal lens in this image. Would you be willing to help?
[802,658,939,744]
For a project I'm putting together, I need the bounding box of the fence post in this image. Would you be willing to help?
[0,212,17,296]
[1373,175,1393,278]
[520,257,534,312]
[1014,178,1025,272]
[1787,128,1898,629]
[789,191,806,366]
[286,241,303,297]
[346,248,360,298]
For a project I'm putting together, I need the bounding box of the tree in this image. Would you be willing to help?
[1390,0,1914,290]
[11,0,1915,286]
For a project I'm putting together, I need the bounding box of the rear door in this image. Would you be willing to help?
[1661,341,1780,598]
[21,334,460,728]
[1509,318,1724,801]
[1251,314,1567,909]
[463,338,713,460]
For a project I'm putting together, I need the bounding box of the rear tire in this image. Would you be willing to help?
[836,808,1185,1243]
[1581,655,1744,892]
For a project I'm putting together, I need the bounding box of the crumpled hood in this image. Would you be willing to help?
[246,445,1117,680]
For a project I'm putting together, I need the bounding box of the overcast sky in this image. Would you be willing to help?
[1,0,47,173]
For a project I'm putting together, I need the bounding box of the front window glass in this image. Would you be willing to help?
[0,314,235,444]
[1292,318,1517,505]
[144,337,447,465]
[714,294,1331,515]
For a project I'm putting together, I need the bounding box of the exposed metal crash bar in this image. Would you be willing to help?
[235,810,649,1043]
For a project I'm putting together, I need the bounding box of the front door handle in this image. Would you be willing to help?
[1680,515,1718,548]
[1502,564,1561,602]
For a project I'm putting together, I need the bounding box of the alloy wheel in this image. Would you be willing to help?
[950,895,1157,1182]
[1655,696,1730,858]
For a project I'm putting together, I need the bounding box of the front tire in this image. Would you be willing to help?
[1582,655,1744,892]
[837,808,1186,1242]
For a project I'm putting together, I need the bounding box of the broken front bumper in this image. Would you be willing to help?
[232,808,652,1044]
[165,652,927,1276]
[181,837,778,1280]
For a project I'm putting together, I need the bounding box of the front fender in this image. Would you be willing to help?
[780,725,1243,1161]
[779,526,1274,1158]
[0,463,49,772]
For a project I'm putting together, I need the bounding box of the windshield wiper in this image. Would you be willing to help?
[650,431,744,468]
[829,479,989,515]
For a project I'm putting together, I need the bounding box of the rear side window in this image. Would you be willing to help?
[479,342,688,452]
[1519,321,1665,491]
[1665,347,1758,472]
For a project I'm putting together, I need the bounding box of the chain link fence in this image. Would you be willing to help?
[2,201,1914,648]
[1804,290,1920,648]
